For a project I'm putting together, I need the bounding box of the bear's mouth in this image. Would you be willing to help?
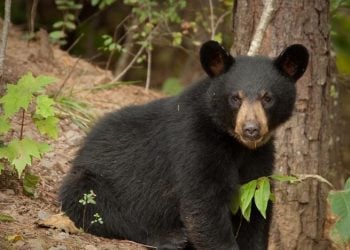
[230,130,272,149]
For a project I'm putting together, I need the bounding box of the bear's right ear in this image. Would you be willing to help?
[200,40,235,77]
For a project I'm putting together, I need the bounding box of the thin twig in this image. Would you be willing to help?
[208,0,215,40]
[247,0,276,56]
[112,24,159,83]
[105,15,128,70]
[29,0,39,35]
[213,11,231,35]
[54,57,81,98]
[0,0,12,90]
[145,45,152,92]
[20,109,25,140]
[295,174,335,189]
[67,33,84,53]
[111,44,146,83]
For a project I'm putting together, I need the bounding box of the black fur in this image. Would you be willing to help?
[59,41,309,250]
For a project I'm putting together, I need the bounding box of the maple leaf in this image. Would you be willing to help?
[35,95,55,118]
[4,138,51,177]
[0,116,11,134]
[0,83,32,118]
[0,73,57,118]
[34,116,59,139]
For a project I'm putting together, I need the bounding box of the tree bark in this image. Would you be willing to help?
[232,1,344,249]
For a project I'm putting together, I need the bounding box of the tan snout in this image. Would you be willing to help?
[234,100,270,149]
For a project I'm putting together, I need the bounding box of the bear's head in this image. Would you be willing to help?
[200,40,309,149]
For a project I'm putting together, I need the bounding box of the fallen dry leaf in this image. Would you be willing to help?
[36,213,80,234]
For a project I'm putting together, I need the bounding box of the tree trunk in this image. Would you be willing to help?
[232,1,344,249]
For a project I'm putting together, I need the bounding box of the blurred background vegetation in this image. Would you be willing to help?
[0,0,349,88]
[0,0,234,91]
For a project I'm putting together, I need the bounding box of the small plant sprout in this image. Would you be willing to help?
[91,213,103,225]
[78,190,97,205]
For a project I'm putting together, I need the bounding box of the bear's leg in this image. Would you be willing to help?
[234,203,272,250]
[59,169,121,238]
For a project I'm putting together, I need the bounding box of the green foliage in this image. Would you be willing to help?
[331,0,350,75]
[50,0,82,45]
[254,177,271,219]
[162,77,183,95]
[0,138,50,178]
[56,96,94,130]
[91,213,104,225]
[239,179,257,221]
[79,190,104,230]
[328,177,350,244]
[0,73,58,185]
[99,0,187,68]
[231,175,298,221]
[79,190,97,205]
[91,0,116,9]
[99,34,126,53]
[0,74,56,118]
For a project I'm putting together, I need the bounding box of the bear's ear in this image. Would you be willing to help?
[274,44,309,81]
[200,40,235,77]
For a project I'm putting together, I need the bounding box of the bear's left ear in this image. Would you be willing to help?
[200,40,235,77]
[274,44,309,81]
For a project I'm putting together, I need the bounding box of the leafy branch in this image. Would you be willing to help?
[231,174,300,221]
[0,73,59,195]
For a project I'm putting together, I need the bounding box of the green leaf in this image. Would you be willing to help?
[108,43,117,51]
[35,95,55,118]
[254,177,271,219]
[91,0,100,6]
[10,142,32,177]
[328,189,350,242]
[0,73,57,118]
[64,21,76,30]
[23,172,40,196]
[6,138,51,177]
[53,21,64,28]
[240,179,257,221]
[34,75,57,90]
[230,190,240,215]
[0,213,15,222]
[66,13,75,21]
[0,116,11,134]
[34,116,59,139]
[242,199,252,222]
[50,30,66,40]
[0,144,18,162]
[0,84,31,118]
[269,174,299,183]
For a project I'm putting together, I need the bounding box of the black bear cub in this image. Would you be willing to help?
[59,41,309,250]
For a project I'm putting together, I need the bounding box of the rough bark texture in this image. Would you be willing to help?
[232,1,344,249]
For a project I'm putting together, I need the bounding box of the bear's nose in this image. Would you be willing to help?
[243,121,260,140]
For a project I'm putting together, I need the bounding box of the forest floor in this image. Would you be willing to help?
[0,24,163,250]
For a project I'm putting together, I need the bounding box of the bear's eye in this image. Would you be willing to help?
[230,94,242,107]
[261,94,274,107]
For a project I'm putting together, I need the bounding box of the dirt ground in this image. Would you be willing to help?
[0,24,163,250]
